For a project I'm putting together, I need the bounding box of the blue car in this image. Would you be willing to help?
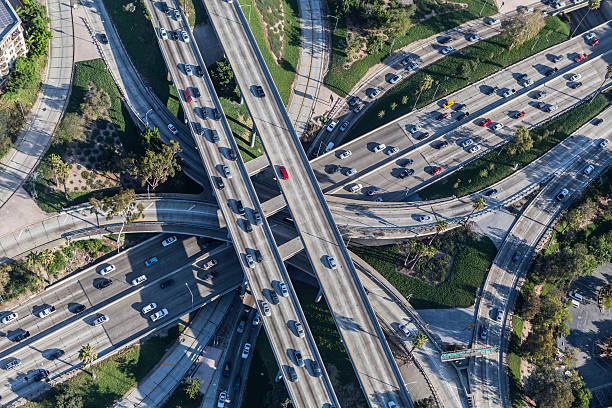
[145,257,158,267]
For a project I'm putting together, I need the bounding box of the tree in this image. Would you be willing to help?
[523,327,555,361]
[502,11,545,49]
[50,154,70,198]
[81,83,111,119]
[209,59,240,102]
[3,56,37,97]
[55,383,84,408]
[404,241,435,271]
[410,332,428,354]
[26,251,39,270]
[588,0,600,9]
[508,126,533,155]
[428,219,448,245]
[135,140,182,195]
[601,336,612,359]
[464,197,486,226]
[366,34,385,54]
[520,288,541,320]
[184,377,202,399]
[526,360,576,408]
[386,7,413,38]
[140,126,162,151]
[17,0,52,57]
[345,33,362,61]
[601,284,612,310]
[79,344,97,380]
[89,189,144,252]
[39,249,54,272]
[412,74,433,110]
[414,397,436,408]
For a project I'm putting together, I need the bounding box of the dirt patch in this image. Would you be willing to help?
[254,0,286,63]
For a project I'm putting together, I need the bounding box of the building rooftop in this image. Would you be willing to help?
[0,0,20,43]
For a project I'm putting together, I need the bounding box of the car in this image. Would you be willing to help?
[550,54,562,63]
[373,143,386,152]
[583,164,594,175]
[145,257,158,267]
[374,196,383,202]
[535,101,546,109]
[585,32,596,40]
[442,99,454,109]
[212,108,221,119]
[468,34,480,42]
[522,79,533,87]
[570,82,583,89]
[326,255,337,269]
[456,112,469,121]
[344,167,357,176]
[575,53,587,62]
[159,279,174,289]
[241,343,251,359]
[468,145,481,153]
[131,275,147,286]
[208,129,220,143]
[593,118,603,126]
[95,278,112,289]
[514,111,526,119]
[221,165,231,178]
[414,131,429,140]
[406,62,418,71]
[479,118,491,127]
[544,67,558,76]
[184,64,192,75]
[417,215,432,222]
[534,90,547,99]
[159,27,168,40]
[400,57,411,66]
[388,73,402,84]
[553,1,565,8]
[366,187,380,196]
[150,308,169,322]
[437,112,449,120]
[245,253,255,268]
[171,30,179,40]
[269,289,279,304]
[496,309,503,321]
[38,306,56,318]
[600,139,609,148]
[339,150,352,159]
[195,66,203,76]
[31,368,50,382]
[310,360,322,377]
[254,85,265,97]
[192,88,200,98]
[167,123,178,135]
[278,282,289,297]
[460,138,474,147]
[441,46,453,54]
[217,391,227,408]
[161,2,169,12]
[545,104,558,112]
[142,303,157,314]
[243,219,253,233]
[253,249,262,263]
[484,17,499,25]
[93,314,109,326]
[326,120,337,132]
[480,327,488,340]
[502,88,516,97]
[234,200,245,215]
[277,165,289,180]
[3,359,21,370]
[352,103,364,113]
[493,122,503,130]
[292,350,305,367]
[173,9,180,19]
[556,188,569,201]
[408,124,421,134]
[339,121,350,132]
[162,236,177,247]
[294,321,305,337]
[386,146,399,155]
[589,38,600,46]
[484,188,498,197]
[181,30,189,42]
[73,304,86,313]
[49,349,64,360]
[347,96,359,106]
[569,73,582,81]
[369,88,381,98]
[398,324,411,337]
[252,313,261,326]
[99,264,115,275]
[287,366,298,382]
[251,210,263,226]
[260,300,271,316]
[512,251,521,262]
[431,166,442,175]
[401,159,414,167]
[14,330,30,341]
[438,35,452,44]
[214,177,224,190]
[99,33,108,44]
[436,141,449,149]
[227,149,238,161]
[398,169,414,179]
[184,89,192,103]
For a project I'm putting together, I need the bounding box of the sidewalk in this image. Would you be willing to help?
[113,294,234,408]
[286,0,328,138]
[0,0,73,208]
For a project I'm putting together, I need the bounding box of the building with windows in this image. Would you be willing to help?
[0,0,27,84]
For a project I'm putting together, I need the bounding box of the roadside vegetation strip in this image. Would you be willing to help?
[324,0,498,97]
[350,228,497,309]
[102,0,181,116]
[419,93,610,200]
[28,326,181,408]
[349,16,570,139]
[180,0,208,27]
[508,315,524,408]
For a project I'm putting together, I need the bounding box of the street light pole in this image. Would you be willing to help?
[145,108,152,128]
[185,282,194,310]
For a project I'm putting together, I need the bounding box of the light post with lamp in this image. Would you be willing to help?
[185,282,194,311]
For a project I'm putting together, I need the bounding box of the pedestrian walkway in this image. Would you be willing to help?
[113,294,234,408]
[0,0,73,208]
[286,0,327,138]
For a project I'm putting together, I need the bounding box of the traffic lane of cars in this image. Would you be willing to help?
[312,24,612,193]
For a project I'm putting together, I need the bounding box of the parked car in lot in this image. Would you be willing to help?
[574,53,587,62]
[159,279,174,289]
[484,17,499,25]
[373,143,386,152]
[339,150,352,159]
[440,46,453,54]
[484,188,498,197]
[184,89,192,103]
[436,141,449,149]
[544,67,558,76]
[310,360,322,377]
[388,73,402,84]
[181,30,189,42]
[589,38,599,46]
[218,391,227,408]
[585,32,596,40]
[159,28,168,39]
[221,165,231,178]
[479,118,491,127]
[398,169,414,179]
[3,358,21,370]
[150,308,169,322]
[480,327,488,339]
[326,255,337,269]
[95,278,112,289]
[569,73,582,81]
[456,112,469,121]
[534,90,547,99]
[468,145,481,153]
[326,120,337,132]
[368,88,381,98]
[245,253,255,268]
[406,62,418,71]
[254,85,265,97]
[437,112,449,120]
[277,282,289,297]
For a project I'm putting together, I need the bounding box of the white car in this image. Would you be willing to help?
[546,104,558,112]
[388,73,402,84]
[583,164,594,175]
[585,32,596,40]
[417,215,432,222]
[326,120,338,132]
[569,73,582,81]
[184,65,192,75]
[167,123,178,135]
[369,88,381,98]
[150,308,169,322]
[554,1,565,8]
[159,28,168,39]
[600,139,609,148]
[142,302,157,314]
[468,145,481,153]
[278,282,289,297]
[408,124,421,134]
[556,188,569,201]
[245,253,255,268]
[493,123,503,130]
[260,300,271,316]
[468,34,480,42]
[131,274,147,286]
[162,236,177,247]
[339,150,352,159]
[460,138,474,147]
[241,343,251,359]
[398,324,412,337]
[484,17,499,25]
[339,121,350,132]
[441,46,453,54]
[294,321,305,337]
[522,79,533,87]
[502,88,516,97]
[38,306,56,318]
[326,255,337,269]
[217,391,227,408]
[93,314,109,326]
[373,143,386,153]
[252,313,261,326]
[349,183,363,193]
[1,312,18,324]
[385,146,399,155]
[345,168,357,176]
[181,30,189,42]
[99,264,115,275]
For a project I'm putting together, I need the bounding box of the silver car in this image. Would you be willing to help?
[93,314,109,326]
[245,253,255,268]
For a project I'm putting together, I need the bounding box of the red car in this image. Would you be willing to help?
[430,166,442,176]
[437,112,449,120]
[575,53,587,62]
[479,118,492,127]
[514,111,526,119]
[184,89,192,103]
[590,38,599,46]
[278,166,289,180]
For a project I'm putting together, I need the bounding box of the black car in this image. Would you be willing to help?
[414,131,429,141]
[352,103,363,113]
[171,30,179,40]
[73,304,86,314]
[483,188,497,197]
[552,55,562,63]
[31,369,49,382]
[195,66,203,76]
[160,279,174,289]
[14,330,30,342]
[401,159,414,167]
[544,67,558,76]
[215,176,225,189]
[452,103,465,111]
[95,278,112,289]
[212,108,221,120]
[593,118,604,126]
[270,290,279,304]
[193,88,200,98]
[398,169,415,179]
[435,141,449,149]
[253,249,262,263]
[49,349,64,360]
[161,2,169,12]
[244,220,252,233]
[569,82,582,89]
[438,35,452,44]
[534,90,546,99]
[456,112,469,121]
[99,34,108,44]
[535,101,546,109]
[228,149,238,161]
[327,164,339,174]
[254,85,265,97]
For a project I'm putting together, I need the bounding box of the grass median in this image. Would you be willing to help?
[324,0,498,97]
[349,16,570,139]
[419,93,610,199]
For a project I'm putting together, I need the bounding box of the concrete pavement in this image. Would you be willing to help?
[0,0,73,209]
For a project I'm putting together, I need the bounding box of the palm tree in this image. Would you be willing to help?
[408,243,436,271]
[412,74,434,111]
[464,197,486,227]
[26,251,39,270]
[428,219,449,245]
[410,332,428,354]
[39,249,54,282]
[79,344,97,380]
